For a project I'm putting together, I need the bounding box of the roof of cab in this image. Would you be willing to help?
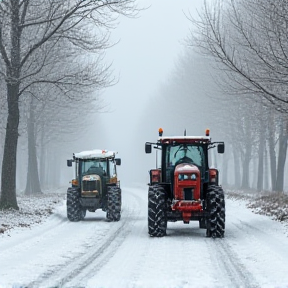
[74,149,116,160]
[158,136,211,144]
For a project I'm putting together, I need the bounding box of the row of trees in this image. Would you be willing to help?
[139,0,288,193]
[185,0,288,192]
[0,0,137,209]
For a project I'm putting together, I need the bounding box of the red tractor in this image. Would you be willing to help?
[145,128,225,238]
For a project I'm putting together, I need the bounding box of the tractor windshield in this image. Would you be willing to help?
[164,144,206,184]
[166,144,205,168]
[81,159,107,176]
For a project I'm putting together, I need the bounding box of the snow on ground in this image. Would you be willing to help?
[0,185,288,288]
[1,187,287,237]
[0,189,65,235]
[226,188,288,229]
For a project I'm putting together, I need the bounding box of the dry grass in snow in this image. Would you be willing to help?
[0,190,65,236]
[226,188,288,223]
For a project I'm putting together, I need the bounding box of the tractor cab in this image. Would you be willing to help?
[145,129,224,200]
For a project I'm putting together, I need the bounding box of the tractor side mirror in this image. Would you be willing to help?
[115,158,121,166]
[67,159,73,167]
[145,143,152,153]
[217,143,225,154]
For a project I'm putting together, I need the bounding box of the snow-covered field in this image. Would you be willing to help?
[226,188,288,223]
[0,189,64,235]
[1,185,288,288]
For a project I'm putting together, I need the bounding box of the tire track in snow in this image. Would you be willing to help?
[69,189,146,286]
[232,220,288,257]
[228,219,288,285]
[206,238,259,288]
[0,211,67,254]
[85,188,149,288]
[26,190,141,288]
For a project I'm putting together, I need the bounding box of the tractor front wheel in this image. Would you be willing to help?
[67,187,85,222]
[148,185,167,237]
[106,186,121,221]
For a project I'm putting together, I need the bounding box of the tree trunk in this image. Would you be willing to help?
[268,139,277,191]
[263,145,270,191]
[241,156,250,189]
[257,123,265,191]
[50,146,60,189]
[241,142,252,189]
[241,116,252,190]
[267,114,277,191]
[252,157,257,189]
[0,84,20,209]
[232,144,241,188]
[25,99,42,195]
[275,120,288,192]
[39,122,48,189]
[0,0,21,209]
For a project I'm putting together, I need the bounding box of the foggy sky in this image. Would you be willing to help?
[72,0,207,185]
[103,0,205,114]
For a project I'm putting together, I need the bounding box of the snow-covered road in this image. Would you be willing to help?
[1,185,288,288]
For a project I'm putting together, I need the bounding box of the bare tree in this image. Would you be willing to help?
[187,0,288,111]
[0,0,137,209]
[22,38,107,195]
[186,0,288,192]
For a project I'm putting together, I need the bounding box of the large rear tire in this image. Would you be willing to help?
[67,187,85,222]
[106,186,121,221]
[206,185,225,238]
[148,185,167,237]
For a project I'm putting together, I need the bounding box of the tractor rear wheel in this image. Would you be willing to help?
[67,187,84,221]
[106,186,121,221]
[206,185,225,238]
[217,186,225,234]
[148,185,167,237]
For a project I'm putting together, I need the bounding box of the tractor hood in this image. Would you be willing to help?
[175,163,200,174]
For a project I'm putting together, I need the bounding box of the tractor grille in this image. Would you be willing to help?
[82,180,100,192]
[183,188,194,200]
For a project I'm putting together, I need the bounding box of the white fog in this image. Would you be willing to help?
[65,0,217,186]
[1,1,288,287]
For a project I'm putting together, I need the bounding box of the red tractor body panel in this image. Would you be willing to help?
[174,164,201,200]
[172,163,202,223]
[171,201,203,223]
[150,169,161,184]
[209,168,219,184]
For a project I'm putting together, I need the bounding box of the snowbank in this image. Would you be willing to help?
[0,190,65,236]
[226,189,288,225]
